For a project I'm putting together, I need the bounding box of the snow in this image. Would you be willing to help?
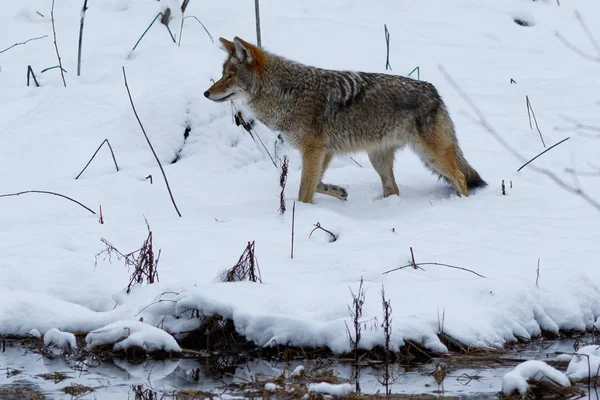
[566,345,600,380]
[502,360,570,396]
[307,382,354,396]
[85,320,182,353]
[264,382,280,391]
[1,0,600,354]
[43,328,77,351]
[291,365,305,378]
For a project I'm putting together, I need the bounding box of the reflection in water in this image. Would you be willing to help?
[0,336,598,399]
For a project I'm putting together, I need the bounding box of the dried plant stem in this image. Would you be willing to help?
[51,0,66,87]
[383,247,485,278]
[0,35,47,54]
[77,0,88,76]
[75,139,120,179]
[122,67,182,217]
[517,137,571,172]
[309,222,338,242]
[0,190,95,214]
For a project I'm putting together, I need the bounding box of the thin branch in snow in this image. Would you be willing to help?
[555,11,600,63]
[122,66,182,217]
[0,190,95,214]
[75,139,120,179]
[0,35,47,54]
[51,0,67,87]
[77,0,89,76]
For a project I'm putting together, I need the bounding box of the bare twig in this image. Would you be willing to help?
[77,0,89,76]
[517,137,570,172]
[51,0,67,87]
[75,139,120,179]
[383,261,485,278]
[179,16,214,46]
[525,95,546,148]
[349,157,363,168]
[0,190,95,214]
[383,248,485,278]
[309,222,338,242]
[439,65,600,212]
[122,67,182,217]
[0,35,47,54]
[99,205,104,224]
[231,102,277,167]
[27,65,40,87]
[535,258,540,288]
[379,286,392,395]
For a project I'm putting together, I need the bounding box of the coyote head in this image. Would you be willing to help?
[204,37,266,103]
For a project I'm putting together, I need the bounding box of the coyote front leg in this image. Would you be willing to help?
[298,146,326,203]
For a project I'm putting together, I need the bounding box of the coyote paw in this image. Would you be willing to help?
[317,183,348,201]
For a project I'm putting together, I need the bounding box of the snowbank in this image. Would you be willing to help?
[502,360,570,396]
[86,320,182,353]
[308,382,354,396]
[566,345,600,380]
[43,328,77,351]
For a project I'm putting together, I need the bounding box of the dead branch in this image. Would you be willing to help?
[517,137,570,172]
[439,65,600,212]
[50,0,66,87]
[75,139,120,179]
[309,222,338,242]
[122,67,182,217]
[77,0,89,76]
[383,247,485,278]
[0,190,95,214]
[0,35,47,54]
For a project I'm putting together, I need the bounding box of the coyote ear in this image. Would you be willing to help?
[219,37,235,56]
[233,37,253,63]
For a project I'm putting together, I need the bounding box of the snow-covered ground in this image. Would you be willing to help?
[1,0,599,354]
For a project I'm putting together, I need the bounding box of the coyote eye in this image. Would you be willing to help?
[227,73,234,79]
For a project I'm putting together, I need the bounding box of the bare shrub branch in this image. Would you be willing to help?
[50,0,67,87]
[0,190,95,214]
[383,247,486,278]
[122,67,182,217]
[75,139,120,179]
[0,35,47,54]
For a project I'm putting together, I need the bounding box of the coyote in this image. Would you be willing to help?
[205,37,486,203]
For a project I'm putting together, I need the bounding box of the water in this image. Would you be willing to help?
[0,337,597,399]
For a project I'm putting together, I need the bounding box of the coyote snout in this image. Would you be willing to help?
[205,37,486,204]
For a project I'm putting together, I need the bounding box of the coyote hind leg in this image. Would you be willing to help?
[316,151,348,201]
[368,148,400,197]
